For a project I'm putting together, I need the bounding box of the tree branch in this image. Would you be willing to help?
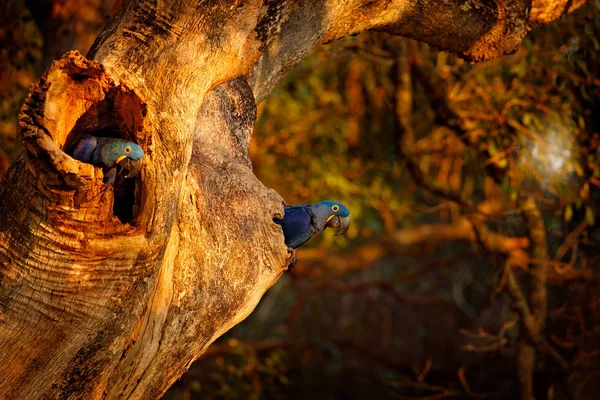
[410,49,508,184]
[519,196,549,332]
[511,196,554,400]
[529,0,589,25]
[504,264,570,371]
[393,217,529,257]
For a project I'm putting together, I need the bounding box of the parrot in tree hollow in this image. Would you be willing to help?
[70,135,144,184]
[274,200,351,249]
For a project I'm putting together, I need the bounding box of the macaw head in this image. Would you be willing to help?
[314,200,351,236]
[106,139,144,178]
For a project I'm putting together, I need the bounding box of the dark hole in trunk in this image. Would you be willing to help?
[113,175,137,224]
[63,89,145,226]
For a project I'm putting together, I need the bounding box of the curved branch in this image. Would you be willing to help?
[529,0,588,25]
[250,0,535,101]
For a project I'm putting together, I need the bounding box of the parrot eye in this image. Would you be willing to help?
[124,146,132,154]
[332,205,339,212]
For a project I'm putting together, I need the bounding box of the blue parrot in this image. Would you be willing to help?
[274,200,351,249]
[70,135,144,184]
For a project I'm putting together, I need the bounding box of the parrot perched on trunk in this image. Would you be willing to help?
[70,135,144,184]
[274,200,351,249]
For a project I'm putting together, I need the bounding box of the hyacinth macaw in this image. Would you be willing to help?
[70,135,144,184]
[275,200,351,249]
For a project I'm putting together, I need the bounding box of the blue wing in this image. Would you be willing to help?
[71,136,98,163]
[274,206,315,249]
[71,136,119,183]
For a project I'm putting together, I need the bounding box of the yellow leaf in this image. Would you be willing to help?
[573,162,584,177]
[585,207,595,226]
[564,205,573,222]
[580,182,590,200]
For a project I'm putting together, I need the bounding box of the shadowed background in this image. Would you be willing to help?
[1,1,599,399]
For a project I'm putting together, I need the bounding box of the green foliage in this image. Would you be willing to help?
[251,3,600,253]
[164,340,290,400]
[252,38,416,245]
[0,0,42,159]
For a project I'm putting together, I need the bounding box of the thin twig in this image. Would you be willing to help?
[504,263,569,370]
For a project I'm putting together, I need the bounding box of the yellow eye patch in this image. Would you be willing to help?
[332,205,339,212]
[125,146,132,153]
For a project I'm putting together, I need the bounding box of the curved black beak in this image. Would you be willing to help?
[117,157,143,178]
[325,215,351,236]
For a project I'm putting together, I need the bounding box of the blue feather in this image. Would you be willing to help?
[70,135,144,184]
[275,206,315,248]
[71,136,98,163]
[274,201,350,249]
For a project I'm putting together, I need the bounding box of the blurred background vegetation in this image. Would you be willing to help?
[1,1,599,399]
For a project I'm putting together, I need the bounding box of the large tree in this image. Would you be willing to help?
[0,0,588,399]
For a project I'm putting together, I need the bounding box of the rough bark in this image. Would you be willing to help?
[529,0,588,24]
[0,0,588,399]
[0,149,7,176]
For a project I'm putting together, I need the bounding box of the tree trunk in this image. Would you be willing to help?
[0,0,586,399]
